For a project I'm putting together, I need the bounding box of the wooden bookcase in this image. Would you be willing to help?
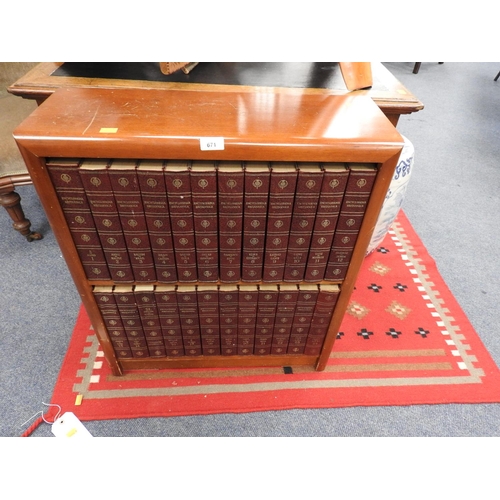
[14,87,403,376]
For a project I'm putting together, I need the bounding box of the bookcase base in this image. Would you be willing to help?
[119,354,320,372]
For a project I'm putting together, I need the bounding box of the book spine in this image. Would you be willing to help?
[134,285,166,357]
[113,285,150,358]
[176,286,202,356]
[237,285,258,355]
[154,285,184,357]
[217,162,244,283]
[271,284,299,354]
[108,160,156,283]
[219,285,240,355]
[197,285,220,355]
[255,285,279,355]
[287,285,319,354]
[46,159,110,281]
[79,160,135,282]
[190,162,219,282]
[92,286,132,359]
[262,163,298,282]
[324,165,378,280]
[283,164,323,282]
[164,161,198,282]
[241,163,271,282]
[304,285,340,355]
[137,161,177,283]
[304,163,349,282]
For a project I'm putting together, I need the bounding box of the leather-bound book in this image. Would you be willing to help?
[113,285,150,358]
[164,161,197,282]
[217,162,244,283]
[93,285,132,359]
[283,163,323,282]
[287,285,319,354]
[176,285,202,356]
[255,285,279,355]
[108,160,156,283]
[241,162,270,282]
[190,162,219,282]
[271,284,299,355]
[137,160,177,283]
[46,158,111,281]
[304,163,349,282]
[304,285,340,355]
[134,285,166,358]
[79,159,135,283]
[197,285,221,355]
[217,285,239,354]
[324,165,378,280]
[154,285,184,357]
[235,285,257,355]
[262,162,298,282]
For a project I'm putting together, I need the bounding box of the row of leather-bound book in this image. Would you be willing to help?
[47,157,377,284]
[93,283,340,358]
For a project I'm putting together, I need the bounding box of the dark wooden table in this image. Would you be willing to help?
[8,62,423,127]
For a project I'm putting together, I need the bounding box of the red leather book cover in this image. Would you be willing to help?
[271,284,299,355]
[262,162,298,282]
[79,160,134,282]
[283,163,323,282]
[93,285,125,330]
[304,284,340,355]
[164,161,197,282]
[255,285,279,355]
[241,163,270,282]
[217,162,244,283]
[325,164,378,280]
[236,285,258,355]
[93,286,132,359]
[288,285,319,354]
[108,160,156,283]
[176,285,202,356]
[304,163,349,282]
[137,160,177,283]
[46,158,91,218]
[134,285,166,357]
[46,158,111,281]
[197,285,221,355]
[113,285,150,358]
[190,162,219,282]
[217,285,238,354]
[154,285,184,357]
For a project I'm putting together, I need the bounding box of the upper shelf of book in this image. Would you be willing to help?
[14,88,404,163]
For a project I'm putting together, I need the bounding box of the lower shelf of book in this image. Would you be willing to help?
[93,283,340,362]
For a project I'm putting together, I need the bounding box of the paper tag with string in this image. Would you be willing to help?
[51,412,92,438]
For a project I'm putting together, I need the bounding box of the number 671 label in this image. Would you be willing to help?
[200,137,225,151]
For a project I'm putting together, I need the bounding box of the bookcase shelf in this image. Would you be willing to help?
[14,87,403,375]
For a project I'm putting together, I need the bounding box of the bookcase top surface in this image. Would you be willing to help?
[15,87,403,162]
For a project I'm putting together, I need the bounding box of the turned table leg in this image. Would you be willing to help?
[0,189,43,241]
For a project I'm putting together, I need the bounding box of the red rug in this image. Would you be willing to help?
[48,211,500,422]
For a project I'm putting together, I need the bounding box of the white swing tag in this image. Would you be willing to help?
[51,412,93,438]
[200,137,224,151]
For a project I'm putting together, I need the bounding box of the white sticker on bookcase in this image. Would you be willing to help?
[200,137,224,151]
